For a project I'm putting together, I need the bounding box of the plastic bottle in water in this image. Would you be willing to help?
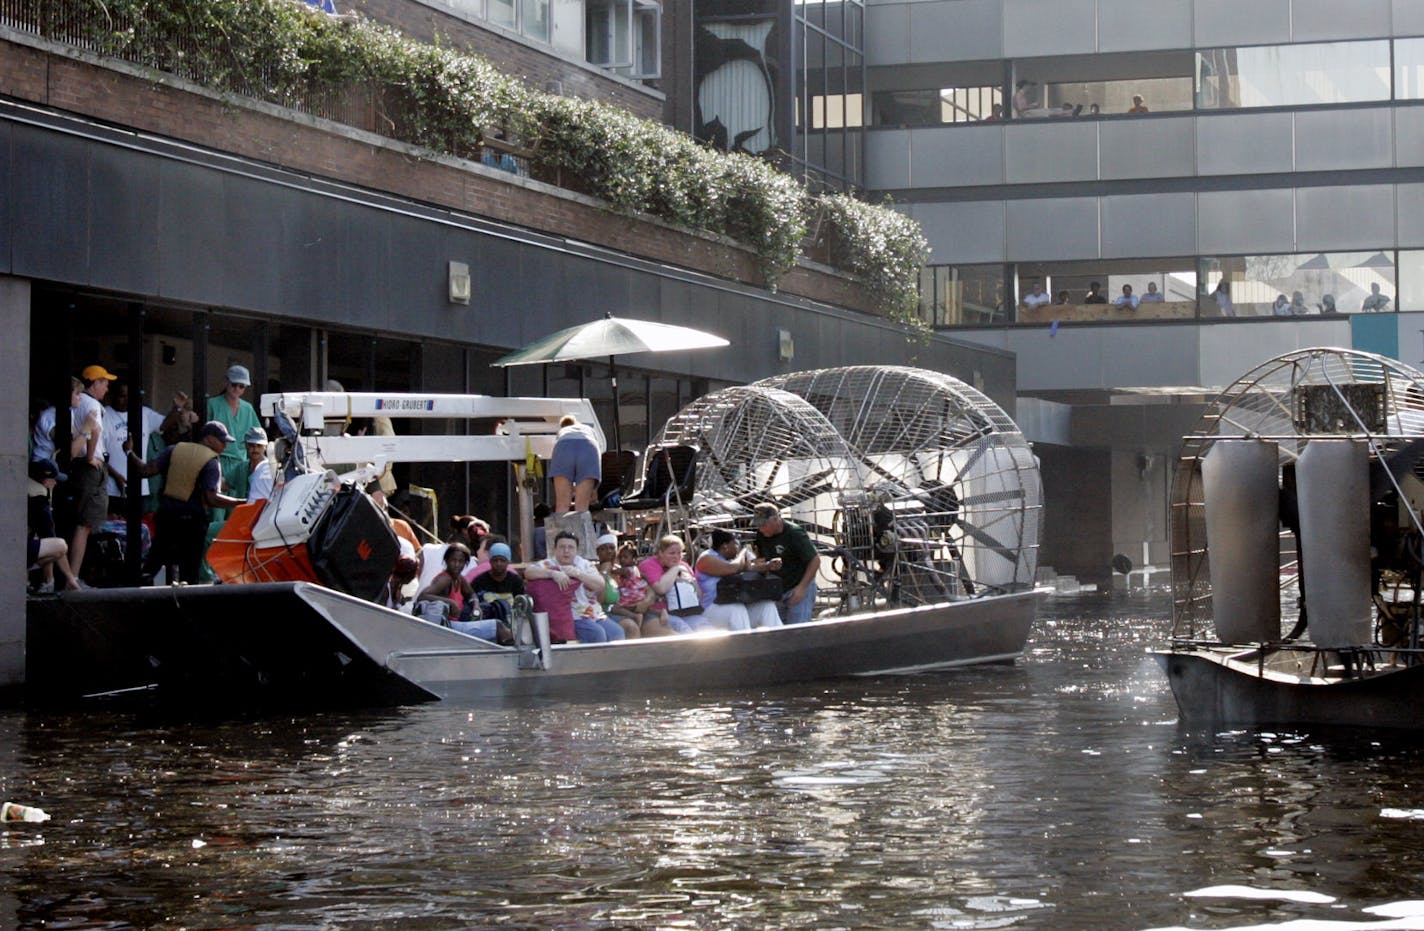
[1,802,50,823]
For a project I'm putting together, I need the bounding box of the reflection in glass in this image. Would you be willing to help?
[1396,38,1424,100]
[523,0,550,41]
[1398,251,1424,312]
[1196,41,1390,109]
[1201,252,1395,316]
[919,264,1004,326]
[488,0,517,29]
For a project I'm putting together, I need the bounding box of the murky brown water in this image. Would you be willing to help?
[2,592,1424,929]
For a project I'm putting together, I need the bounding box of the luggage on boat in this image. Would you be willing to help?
[307,486,399,602]
[715,572,783,605]
[208,472,397,601]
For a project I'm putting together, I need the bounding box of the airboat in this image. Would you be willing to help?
[28,366,1043,709]
[1158,347,1424,730]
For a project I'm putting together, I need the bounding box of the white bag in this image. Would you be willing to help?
[666,579,701,617]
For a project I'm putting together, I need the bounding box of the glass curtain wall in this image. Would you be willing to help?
[792,0,864,189]
[877,38,1418,128]
[924,252,1415,327]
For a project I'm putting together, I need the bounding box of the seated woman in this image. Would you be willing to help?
[413,543,500,641]
[610,541,678,636]
[525,531,624,643]
[638,535,710,632]
[695,530,782,631]
[594,533,641,639]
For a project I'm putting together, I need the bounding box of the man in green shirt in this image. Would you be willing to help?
[750,502,820,623]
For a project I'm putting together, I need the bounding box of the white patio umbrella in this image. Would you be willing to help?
[492,313,729,448]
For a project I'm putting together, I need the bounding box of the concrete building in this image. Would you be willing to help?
[1,3,1007,689]
[862,0,1424,587]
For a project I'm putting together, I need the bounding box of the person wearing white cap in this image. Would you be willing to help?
[593,532,640,638]
[243,426,273,504]
[205,363,261,503]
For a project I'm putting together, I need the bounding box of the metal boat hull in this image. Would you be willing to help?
[1156,647,1424,730]
[27,583,1039,709]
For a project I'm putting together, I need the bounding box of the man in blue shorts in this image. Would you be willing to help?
[550,414,601,512]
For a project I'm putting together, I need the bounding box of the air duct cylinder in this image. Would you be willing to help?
[1296,439,1373,647]
[1201,440,1281,642]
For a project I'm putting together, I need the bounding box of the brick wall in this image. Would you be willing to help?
[349,0,666,122]
[0,34,877,316]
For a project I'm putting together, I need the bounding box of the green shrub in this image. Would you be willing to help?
[39,0,926,318]
[815,193,931,334]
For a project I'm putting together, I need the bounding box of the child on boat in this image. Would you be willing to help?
[612,542,678,636]
[414,543,488,638]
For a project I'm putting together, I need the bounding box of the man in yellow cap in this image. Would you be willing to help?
[68,363,117,579]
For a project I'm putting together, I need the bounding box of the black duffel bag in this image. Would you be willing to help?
[715,572,784,605]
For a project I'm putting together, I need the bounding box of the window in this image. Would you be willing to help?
[1396,38,1424,100]
[587,0,661,79]
[919,264,1005,326]
[1015,260,1198,322]
[522,0,550,42]
[1196,40,1391,110]
[1202,252,1395,316]
[487,0,517,30]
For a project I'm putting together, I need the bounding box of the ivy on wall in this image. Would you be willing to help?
[40,0,928,321]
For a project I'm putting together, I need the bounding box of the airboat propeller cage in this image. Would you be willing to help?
[1171,346,1424,647]
[652,365,1042,601]
[1201,439,1280,643]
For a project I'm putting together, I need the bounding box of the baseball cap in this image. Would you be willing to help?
[243,426,268,446]
[751,503,780,528]
[595,533,619,549]
[200,420,237,443]
[82,364,118,382]
[488,542,512,561]
[226,364,251,386]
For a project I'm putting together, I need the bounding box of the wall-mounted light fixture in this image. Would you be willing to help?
[778,328,794,362]
[448,260,471,305]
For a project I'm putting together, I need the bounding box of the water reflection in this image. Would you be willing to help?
[2,594,1424,928]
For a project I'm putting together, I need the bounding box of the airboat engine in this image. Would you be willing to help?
[1295,439,1373,647]
[1200,438,1281,643]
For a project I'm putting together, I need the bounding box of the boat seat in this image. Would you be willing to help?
[620,444,698,512]
[593,449,639,510]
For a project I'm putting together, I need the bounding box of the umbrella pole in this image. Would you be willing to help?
[609,354,621,449]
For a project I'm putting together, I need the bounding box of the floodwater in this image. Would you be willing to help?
[3,592,1424,930]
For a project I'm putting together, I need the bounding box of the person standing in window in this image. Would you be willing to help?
[1212,280,1236,317]
[1128,94,1149,114]
[1022,283,1051,309]
[1140,282,1165,303]
[1083,282,1108,304]
[1113,284,1140,309]
[1361,282,1392,312]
